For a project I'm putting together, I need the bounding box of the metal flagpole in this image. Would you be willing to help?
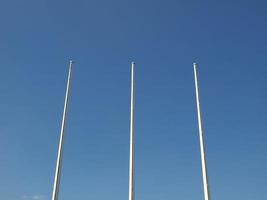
[128,62,135,200]
[193,63,211,200]
[51,60,74,200]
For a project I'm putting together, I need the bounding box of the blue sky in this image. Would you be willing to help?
[0,0,267,199]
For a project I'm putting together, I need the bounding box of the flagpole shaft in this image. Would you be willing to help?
[51,60,73,200]
[193,63,211,200]
[129,62,135,200]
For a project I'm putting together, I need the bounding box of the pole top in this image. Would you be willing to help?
[69,60,75,64]
[193,62,197,67]
[131,61,135,65]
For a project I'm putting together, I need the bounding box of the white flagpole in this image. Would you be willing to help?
[51,60,74,200]
[193,63,211,200]
[128,62,135,200]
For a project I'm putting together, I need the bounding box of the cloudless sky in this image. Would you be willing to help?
[0,0,266,200]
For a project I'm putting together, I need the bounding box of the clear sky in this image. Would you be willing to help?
[0,0,266,200]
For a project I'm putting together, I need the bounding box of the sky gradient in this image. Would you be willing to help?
[0,0,267,200]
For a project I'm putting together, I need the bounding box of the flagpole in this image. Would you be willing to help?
[128,62,135,200]
[51,60,74,200]
[193,63,211,200]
